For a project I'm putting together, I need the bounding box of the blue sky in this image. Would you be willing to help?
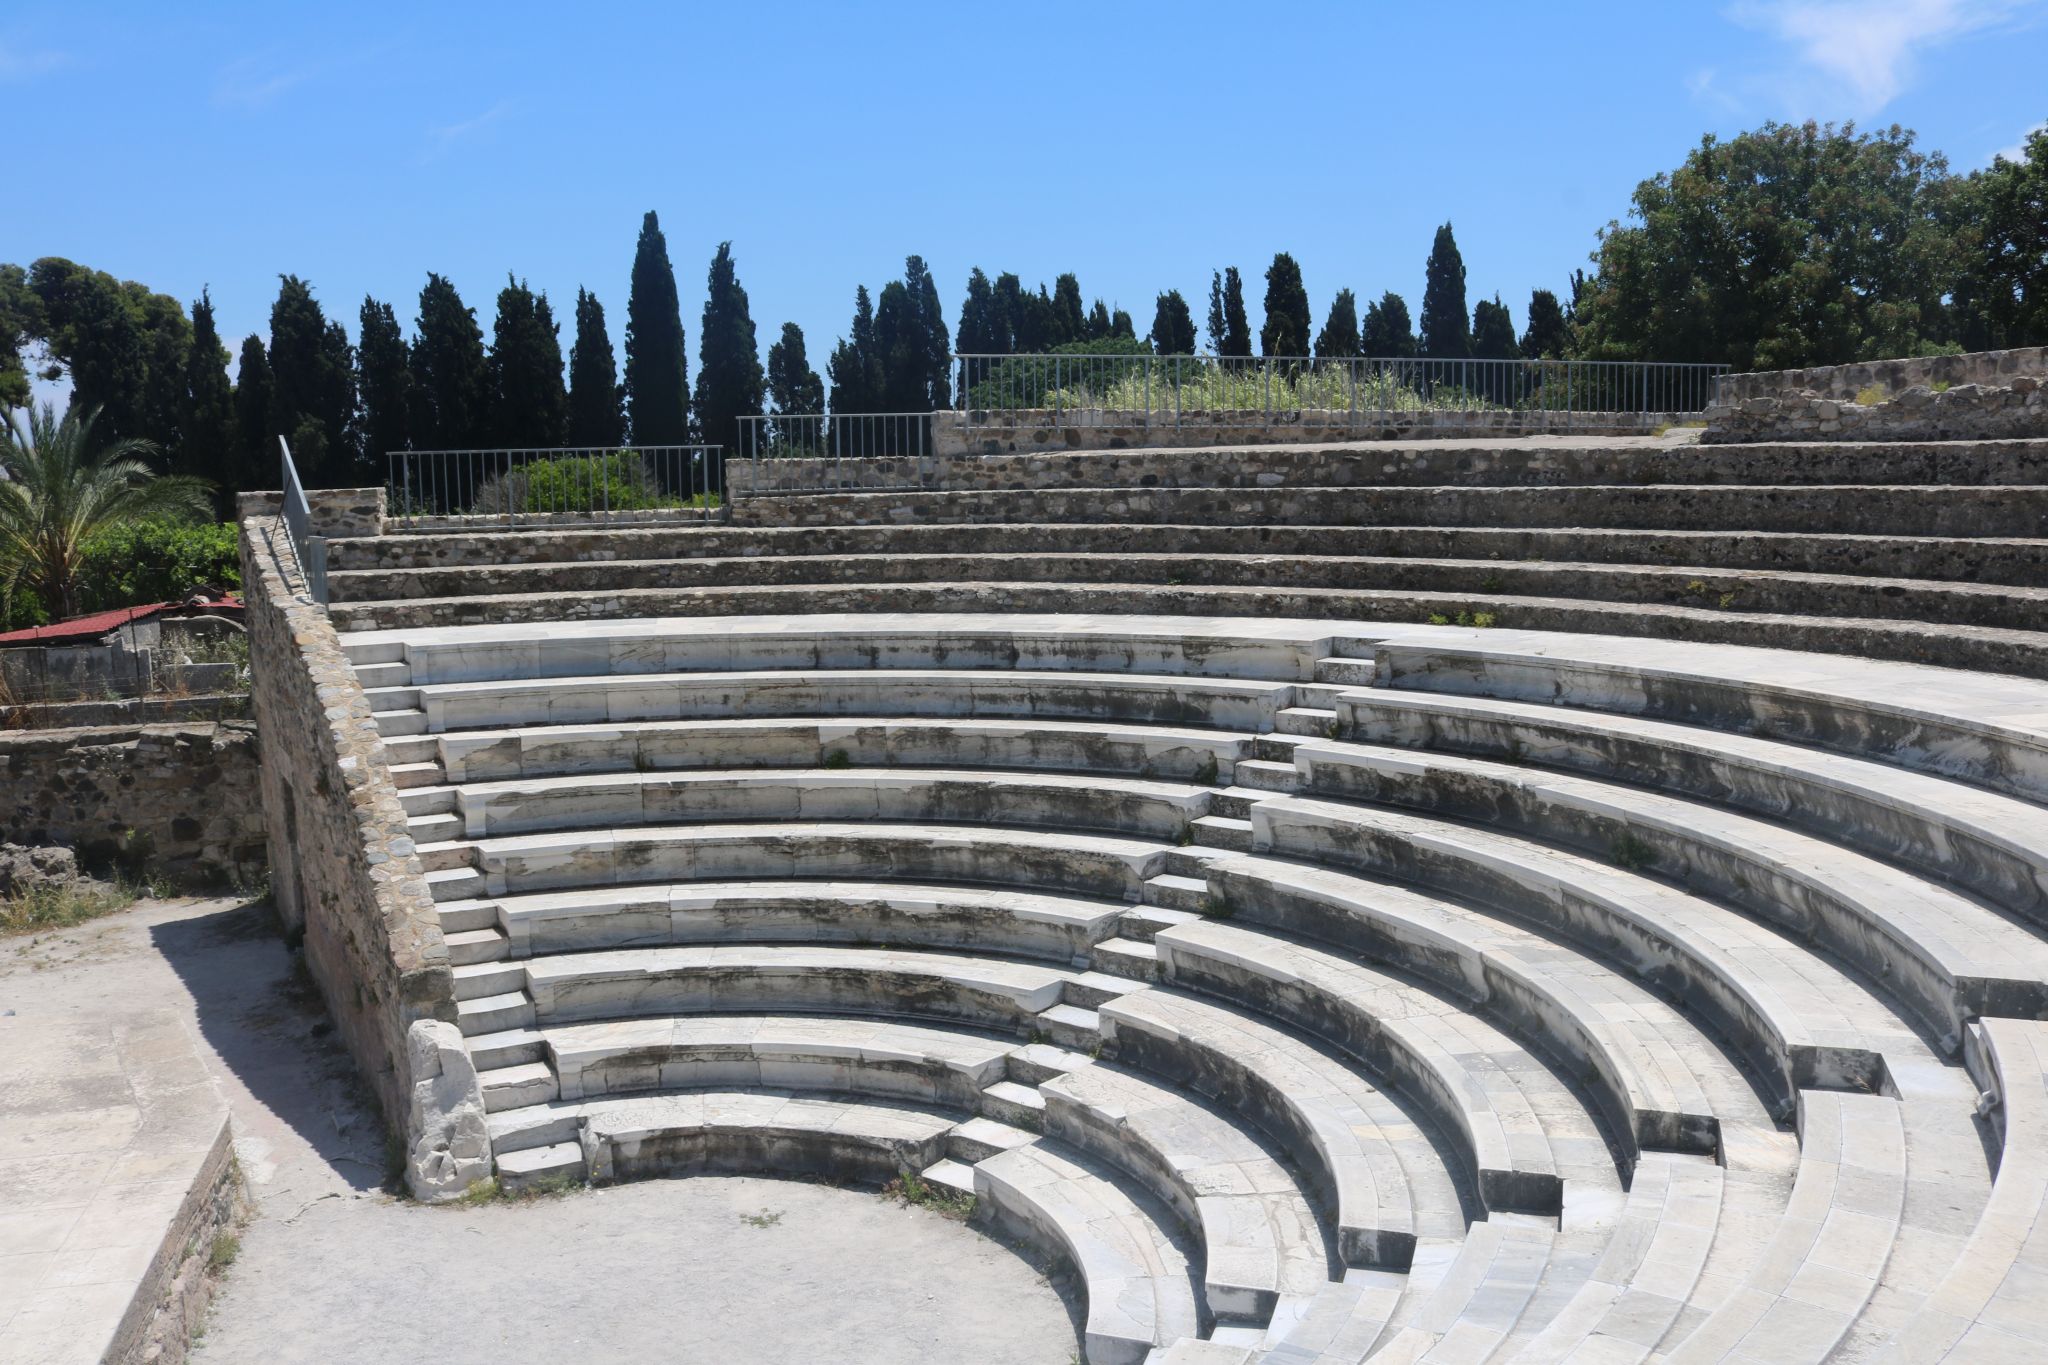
[7,0,2044,392]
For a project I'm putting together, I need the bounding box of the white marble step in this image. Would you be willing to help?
[974,1138,1203,1365]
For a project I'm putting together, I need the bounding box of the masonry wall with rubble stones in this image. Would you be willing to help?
[238,507,457,1131]
[1712,345,2048,405]
[927,408,1691,458]
[1703,377,2047,443]
[0,722,267,886]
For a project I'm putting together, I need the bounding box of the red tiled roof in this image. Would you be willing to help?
[0,593,243,647]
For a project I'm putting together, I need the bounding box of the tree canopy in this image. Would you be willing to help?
[566,288,625,448]
[1315,288,1361,359]
[766,322,825,416]
[1150,290,1197,354]
[1260,253,1311,357]
[624,209,688,445]
[489,276,568,447]
[1361,292,1416,358]
[409,272,489,451]
[693,241,765,457]
[1419,224,1470,358]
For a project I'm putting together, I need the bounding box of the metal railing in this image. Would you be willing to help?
[278,435,328,606]
[955,354,1728,430]
[735,413,935,495]
[385,445,724,528]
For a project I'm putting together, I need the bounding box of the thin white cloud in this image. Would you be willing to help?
[0,40,66,82]
[1992,120,2046,163]
[418,101,512,162]
[1720,1,2036,115]
[213,53,314,109]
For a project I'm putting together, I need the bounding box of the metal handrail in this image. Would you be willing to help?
[953,353,1729,431]
[385,444,723,528]
[278,435,328,607]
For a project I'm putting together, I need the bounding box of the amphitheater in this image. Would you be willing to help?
[235,355,2048,1364]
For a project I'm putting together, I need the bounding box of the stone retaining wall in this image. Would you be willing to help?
[0,722,266,886]
[238,509,458,1142]
[931,408,1689,457]
[1704,378,2046,444]
[1714,346,2048,404]
[235,486,387,539]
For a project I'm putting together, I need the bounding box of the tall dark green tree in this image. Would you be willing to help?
[1954,124,2047,348]
[1110,307,1135,340]
[179,289,236,494]
[992,273,1026,353]
[1471,295,1521,360]
[896,255,951,409]
[956,268,1006,355]
[1315,288,1361,358]
[1260,253,1312,357]
[1220,268,1252,357]
[1206,272,1226,354]
[1420,224,1471,358]
[827,285,881,414]
[1361,292,1416,357]
[1051,274,1085,346]
[489,276,568,447]
[693,241,765,458]
[624,209,689,444]
[356,296,411,464]
[1085,299,1111,341]
[1016,285,1057,352]
[566,288,625,447]
[231,335,273,492]
[410,273,490,450]
[1521,288,1571,358]
[766,322,825,415]
[26,259,163,442]
[0,264,37,409]
[1151,291,1197,354]
[268,275,355,483]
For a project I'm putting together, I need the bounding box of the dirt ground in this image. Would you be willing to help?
[3,898,1081,1365]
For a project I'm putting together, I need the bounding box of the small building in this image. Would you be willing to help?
[0,590,245,703]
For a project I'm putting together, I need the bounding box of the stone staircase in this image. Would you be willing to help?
[309,434,2048,1362]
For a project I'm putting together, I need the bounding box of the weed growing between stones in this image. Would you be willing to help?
[821,749,853,769]
[1428,610,1499,629]
[739,1208,785,1228]
[1202,892,1236,920]
[1610,832,1658,871]
[207,1231,241,1272]
[0,879,137,936]
[1192,752,1219,786]
[883,1171,976,1220]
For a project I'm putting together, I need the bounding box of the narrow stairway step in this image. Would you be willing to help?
[478,1061,557,1113]
[388,761,443,789]
[496,1140,584,1193]
[1093,938,1161,982]
[1039,1003,1104,1051]
[1143,874,1211,913]
[1275,706,1340,738]
[443,927,507,966]
[1122,905,1200,941]
[948,1116,1040,1163]
[1192,814,1256,851]
[982,1080,1048,1130]
[1232,759,1302,793]
[920,1158,978,1198]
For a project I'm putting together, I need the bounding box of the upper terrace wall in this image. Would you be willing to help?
[929,408,1688,457]
[1714,346,2048,405]
[238,501,455,1132]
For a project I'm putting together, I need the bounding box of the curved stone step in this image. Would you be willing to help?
[538,1013,1018,1109]
[1096,988,1430,1271]
[1040,1063,1334,1326]
[1362,1216,1561,1362]
[449,820,1172,902]
[1249,796,1893,1110]
[584,1087,958,1186]
[510,942,1090,1035]
[1151,919,1569,1218]
[1657,1090,1906,1363]
[446,878,1132,963]
[1187,852,1724,1162]
[430,715,1252,785]
[428,767,1212,842]
[1871,1016,2048,1360]
[1340,687,2048,931]
[371,667,1297,737]
[974,1139,1203,1365]
[1368,636,2048,804]
[1293,743,2048,1045]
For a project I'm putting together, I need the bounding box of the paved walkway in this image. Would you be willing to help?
[1,898,1078,1364]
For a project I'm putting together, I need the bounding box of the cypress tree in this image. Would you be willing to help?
[489,276,568,447]
[231,335,273,492]
[624,209,688,445]
[268,275,355,483]
[956,268,1005,356]
[410,272,490,450]
[1521,288,1570,359]
[872,280,918,412]
[1206,272,1226,353]
[1017,285,1057,353]
[1315,288,1361,358]
[356,297,411,466]
[566,288,625,447]
[1150,291,1197,354]
[131,287,192,461]
[1362,292,1416,357]
[902,255,951,408]
[1051,274,1085,346]
[1471,294,1521,360]
[1111,307,1135,340]
[991,273,1025,353]
[1419,223,1471,358]
[1221,268,1252,357]
[1260,252,1311,357]
[1085,299,1111,341]
[827,285,881,414]
[179,288,236,493]
[693,241,766,458]
[766,322,825,415]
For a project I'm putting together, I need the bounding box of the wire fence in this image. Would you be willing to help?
[386,445,725,529]
[954,353,1728,430]
[735,414,936,494]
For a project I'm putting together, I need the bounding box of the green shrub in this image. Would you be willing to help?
[469,451,720,515]
[2,518,239,631]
